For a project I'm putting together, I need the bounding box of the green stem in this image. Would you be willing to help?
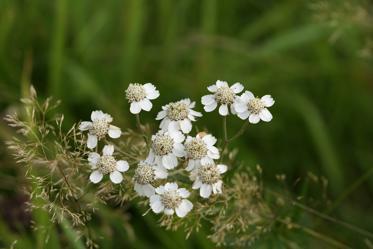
[136,113,143,131]
[228,120,249,142]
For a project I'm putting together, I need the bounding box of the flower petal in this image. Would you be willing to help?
[88,152,100,167]
[91,110,104,122]
[109,171,123,184]
[216,80,228,87]
[156,110,167,120]
[259,108,273,122]
[79,121,92,131]
[173,143,185,157]
[204,101,217,112]
[142,184,155,197]
[230,82,244,93]
[108,125,121,138]
[139,98,152,111]
[237,111,250,120]
[177,188,190,198]
[89,170,103,183]
[116,160,129,172]
[192,180,202,189]
[162,154,178,169]
[175,199,193,218]
[180,119,192,134]
[164,208,174,215]
[164,182,178,191]
[261,95,274,107]
[249,114,260,124]
[218,104,229,116]
[217,164,228,174]
[233,102,247,113]
[87,134,98,149]
[202,135,217,146]
[144,83,159,99]
[200,184,212,198]
[201,94,215,105]
[103,144,114,156]
[130,102,141,114]
[207,84,218,92]
[150,197,164,213]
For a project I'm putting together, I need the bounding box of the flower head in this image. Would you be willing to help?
[125,83,160,114]
[184,133,219,171]
[147,130,185,170]
[156,99,202,134]
[133,160,168,197]
[234,91,274,124]
[149,182,193,217]
[79,110,121,149]
[191,163,227,198]
[201,80,244,116]
[88,145,129,184]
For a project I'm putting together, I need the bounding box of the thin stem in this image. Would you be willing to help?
[135,114,143,131]
[228,120,249,142]
[223,116,228,142]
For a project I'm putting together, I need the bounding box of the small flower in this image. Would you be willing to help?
[147,130,185,170]
[201,80,244,116]
[234,91,274,124]
[79,110,121,149]
[125,83,160,114]
[133,160,168,197]
[156,99,202,134]
[191,163,227,198]
[184,133,219,171]
[88,145,129,184]
[149,182,193,217]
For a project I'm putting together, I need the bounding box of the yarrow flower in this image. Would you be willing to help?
[156,99,202,134]
[133,160,168,197]
[79,110,121,149]
[184,133,219,171]
[88,145,129,184]
[201,80,244,116]
[147,130,185,170]
[234,91,274,124]
[191,163,227,198]
[125,83,160,114]
[150,182,193,217]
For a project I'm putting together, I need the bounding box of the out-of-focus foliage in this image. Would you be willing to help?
[0,0,373,248]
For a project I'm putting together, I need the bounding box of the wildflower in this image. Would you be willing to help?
[125,83,160,114]
[79,110,121,149]
[184,133,219,171]
[88,145,129,184]
[156,99,202,134]
[191,163,227,198]
[234,91,274,124]
[133,160,168,197]
[201,80,244,116]
[147,130,185,170]
[149,182,193,217]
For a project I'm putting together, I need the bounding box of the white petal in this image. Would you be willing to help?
[170,131,184,143]
[150,199,164,213]
[233,102,247,113]
[155,185,165,194]
[249,114,260,124]
[91,110,104,122]
[190,109,202,117]
[242,91,255,101]
[238,111,250,120]
[207,84,217,92]
[173,143,185,157]
[176,199,193,218]
[192,180,202,189]
[144,83,159,99]
[109,171,123,184]
[259,108,273,122]
[230,82,244,93]
[201,156,213,165]
[186,160,196,171]
[162,154,178,169]
[154,167,168,179]
[88,152,100,167]
[207,150,220,159]
[202,135,217,146]
[164,208,174,215]
[89,170,103,184]
[203,101,217,112]
[134,183,145,196]
[212,180,223,194]
[103,144,114,156]
[130,102,141,114]
[116,160,129,172]
[218,104,229,116]
[180,119,192,134]
[201,95,215,105]
[139,98,152,111]
[79,121,92,131]
[177,188,190,198]
[87,134,98,149]
[108,125,121,138]
[200,184,212,198]
[142,184,155,197]
[156,110,167,120]
[165,182,178,191]
[217,164,228,174]
[261,95,274,107]
[216,80,228,87]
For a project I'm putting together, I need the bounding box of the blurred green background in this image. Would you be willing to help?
[0,0,372,248]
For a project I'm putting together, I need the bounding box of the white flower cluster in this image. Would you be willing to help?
[79,81,274,219]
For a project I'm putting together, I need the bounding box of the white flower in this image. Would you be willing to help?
[156,99,202,134]
[125,83,159,114]
[79,110,121,149]
[201,80,244,116]
[191,163,227,198]
[133,160,168,197]
[149,182,193,217]
[184,133,219,171]
[233,91,274,124]
[147,130,185,170]
[88,145,129,184]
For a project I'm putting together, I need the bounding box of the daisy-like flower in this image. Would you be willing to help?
[79,111,121,149]
[88,145,129,184]
[133,160,168,197]
[201,80,244,116]
[184,133,219,171]
[125,83,160,114]
[233,91,274,124]
[156,99,202,134]
[191,163,227,198]
[149,182,193,217]
[147,130,185,170]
